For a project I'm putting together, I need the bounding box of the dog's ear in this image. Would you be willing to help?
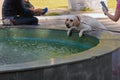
[65,18,68,25]
[74,16,80,27]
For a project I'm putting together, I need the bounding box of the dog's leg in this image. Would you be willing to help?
[67,27,77,36]
[78,24,92,37]
[79,28,89,37]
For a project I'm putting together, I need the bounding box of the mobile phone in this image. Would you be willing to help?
[100,1,108,11]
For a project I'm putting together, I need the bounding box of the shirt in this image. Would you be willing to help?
[2,0,33,18]
[23,1,34,9]
[117,0,120,9]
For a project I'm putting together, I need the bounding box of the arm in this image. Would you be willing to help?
[15,0,33,16]
[28,2,35,9]
[104,8,120,22]
[102,0,120,22]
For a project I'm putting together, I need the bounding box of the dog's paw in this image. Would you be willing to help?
[79,33,82,37]
[67,30,72,37]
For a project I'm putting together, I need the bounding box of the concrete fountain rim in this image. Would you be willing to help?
[0,28,119,73]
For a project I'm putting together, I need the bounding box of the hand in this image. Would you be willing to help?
[102,7,108,15]
[29,7,35,12]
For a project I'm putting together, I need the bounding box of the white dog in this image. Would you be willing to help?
[65,15,106,37]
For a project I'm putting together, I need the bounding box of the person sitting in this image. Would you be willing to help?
[2,0,38,26]
[23,0,48,16]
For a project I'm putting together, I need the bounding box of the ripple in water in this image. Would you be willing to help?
[0,37,85,65]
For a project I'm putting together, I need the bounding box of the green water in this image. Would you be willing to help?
[0,37,87,65]
[0,28,99,65]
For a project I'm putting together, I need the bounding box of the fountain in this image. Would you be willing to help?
[0,26,119,80]
[0,27,99,79]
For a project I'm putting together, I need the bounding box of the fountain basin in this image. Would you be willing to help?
[0,28,99,65]
[0,27,119,80]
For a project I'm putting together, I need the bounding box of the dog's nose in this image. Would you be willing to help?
[66,24,70,28]
[66,24,69,27]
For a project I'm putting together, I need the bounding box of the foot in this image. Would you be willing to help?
[42,7,48,15]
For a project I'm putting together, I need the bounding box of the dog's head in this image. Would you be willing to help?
[65,15,80,28]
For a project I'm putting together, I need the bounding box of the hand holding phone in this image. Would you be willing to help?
[100,1,108,12]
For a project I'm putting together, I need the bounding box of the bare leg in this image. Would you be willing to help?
[34,8,43,16]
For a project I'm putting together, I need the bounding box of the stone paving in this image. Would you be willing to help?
[0,6,120,35]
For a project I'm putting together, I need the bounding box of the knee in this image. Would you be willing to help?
[34,17,38,23]
[33,17,38,25]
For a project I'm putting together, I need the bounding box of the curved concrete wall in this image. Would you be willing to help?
[112,48,120,80]
[0,47,120,80]
[0,48,112,80]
